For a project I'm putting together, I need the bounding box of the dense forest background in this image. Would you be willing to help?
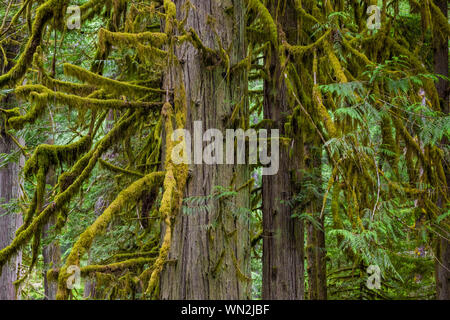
[0,0,448,300]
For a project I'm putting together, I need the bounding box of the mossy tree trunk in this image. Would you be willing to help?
[262,0,305,300]
[160,0,251,299]
[0,121,22,300]
[0,33,23,300]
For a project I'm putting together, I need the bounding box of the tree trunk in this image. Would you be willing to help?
[0,26,23,300]
[0,94,22,300]
[0,130,22,300]
[160,0,251,299]
[262,0,305,300]
[433,0,449,301]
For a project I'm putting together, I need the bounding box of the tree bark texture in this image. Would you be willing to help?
[160,0,251,299]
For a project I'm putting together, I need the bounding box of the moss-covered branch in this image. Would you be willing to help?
[15,85,163,111]
[0,0,71,88]
[56,171,165,299]
[63,63,165,98]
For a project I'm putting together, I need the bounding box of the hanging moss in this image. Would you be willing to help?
[284,30,331,61]
[247,0,278,46]
[24,135,92,178]
[15,84,163,111]
[8,92,48,130]
[64,63,165,99]
[82,257,155,276]
[323,40,348,83]
[43,75,97,96]
[99,28,168,51]
[313,87,337,138]
[163,0,177,35]
[0,112,139,273]
[56,171,165,299]
[341,37,373,67]
[0,0,71,88]
[55,257,155,279]
[0,107,21,129]
[187,28,221,66]
[146,68,189,297]
[112,249,159,262]
[136,43,168,65]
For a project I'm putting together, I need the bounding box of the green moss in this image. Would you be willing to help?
[8,92,47,130]
[112,250,159,262]
[323,40,348,83]
[15,84,163,111]
[64,64,165,99]
[247,0,278,46]
[136,43,168,65]
[429,1,450,37]
[0,112,139,275]
[163,0,177,35]
[99,28,168,51]
[313,88,337,138]
[146,76,189,298]
[0,107,21,118]
[81,257,155,276]
[0,0,70,88]
[24,135,92,178]
[187,28,221,66]
[56,171,165,299]
[284,30,331,60]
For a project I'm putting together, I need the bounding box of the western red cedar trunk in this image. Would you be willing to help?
[433,0,449,301]
[0,124,22,300]
[159,0,251,299]
[0,35,23,300]
[262,0,305,300]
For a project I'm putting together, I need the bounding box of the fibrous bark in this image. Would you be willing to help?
[160,0,251,299]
